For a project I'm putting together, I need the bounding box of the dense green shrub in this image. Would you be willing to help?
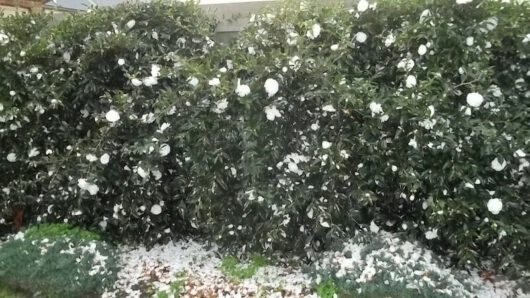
[0,1,215,243]
[0,225,118,297]
[0,0,528,272]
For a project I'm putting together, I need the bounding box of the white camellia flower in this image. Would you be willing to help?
[418,44,427,56]
[264,105,281,121]
[105,109,120,122]
[9,91,16,96]
[391,165,398,172]
[126,19,136,29]
[370,221,380,233]
[86,184,99,195]
[369,102,383,116]
[397,58,415,72]
[100,153,110,165]
[322,141,332,149]
[159,144,171,157]
[466,92,483,107]
[466,36,474,46]
[384,33,395,47]
[487,198,503,215]
[409,137,418,149]
[137,167,149,178]
[212,99,229,114]
[456,0,473,4]
[425,229,438,240]
[355,32,368,43]
[150,204,162,215]
[208,78,220,86]
[86,154,98,162]
[405,75,417,88]
[322,104,336,112]
[330,44,339,51]
[248,47,256,55]
[142,76,158,87]
[117,58,125,66]
[151,64,161,78]
[264,78,279,97]
[358,0,369,12]
[491,157,507,171]
[188,76,199,86]
[307,23,321,39]
[235,79,251,97]
[131,78,142,87]
[514,149,526,158]
[28,148,40,158]
[7,153,16,162]
[428,105,435,117]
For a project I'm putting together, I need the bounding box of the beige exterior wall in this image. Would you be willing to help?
[1,4,29,15]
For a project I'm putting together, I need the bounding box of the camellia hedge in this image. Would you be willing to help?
[1,0,528,273]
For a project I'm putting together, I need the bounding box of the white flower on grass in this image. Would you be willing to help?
[9,91,16,96]
[355,32,368,43]
[357,0,369,12]
[105,109,120,122]
[142,76,158,87]
[159,144,171,157]
[28,148,40,158]
[487,198,503,214]
[456,0,473,4]
[384,33,395,47]
[6,153,16,162]
[248,47,256,55]
[466,36,474,46]
[425,229,438,240]
[150,204,162,215]
[322,141,332,149]
[491,157,507,171]
[418,44,427,56]
[391,165,398,172]
[131,78,142,87]
[100,153,110,165]
[188,77,199,87]
[264,105,281,121]
[466,92,483,107]
[409,137,418,149]
[126,20,136,29]
[405,75,417,88]
[212,99,229,114]
[86,154,98,162]
[264,78,279,97]
[208,78,220,87]
[369,102,383,116]
[117,58,125,66]
[397,58,415,72]
[307,23,321,40]
[235,79,251,97]
[330,44,339,51]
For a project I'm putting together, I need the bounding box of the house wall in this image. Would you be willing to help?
[0,0,43,13]
[0,4,29,15]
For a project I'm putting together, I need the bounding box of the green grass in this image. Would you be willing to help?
[24,223,101,241]
[316,279,339,298]
[0,284,26,298]
[221,254,267,280]
[156,271,186,298]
